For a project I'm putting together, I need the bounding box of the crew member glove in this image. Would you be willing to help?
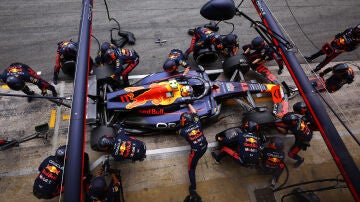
[111,74,117,80]
[41,90,47,96]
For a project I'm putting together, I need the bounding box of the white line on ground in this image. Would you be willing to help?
[0,129,358,177]
[51,82,64,153]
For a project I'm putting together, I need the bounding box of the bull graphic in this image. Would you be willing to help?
[45,165,60,175]
[124,82,182,109]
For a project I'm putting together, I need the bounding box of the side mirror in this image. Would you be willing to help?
[200,0,236,21]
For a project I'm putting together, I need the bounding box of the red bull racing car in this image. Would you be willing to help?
[87,65,288,137]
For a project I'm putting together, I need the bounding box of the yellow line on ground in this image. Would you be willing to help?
[1,84,9,89]
[49,110,57,128]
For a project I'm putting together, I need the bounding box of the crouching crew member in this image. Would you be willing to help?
[98,124,146,162]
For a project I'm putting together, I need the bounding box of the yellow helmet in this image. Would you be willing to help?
[180,85,193,97]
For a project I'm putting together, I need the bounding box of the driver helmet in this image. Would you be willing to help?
[251,36,265,51]
[242,121,259,133]
[268,136,284,151]
[55,145,67,164]
[293,101,308,115]
[98,135,115,152]
[89,176,108,201]
[63,42,78,57]
[103,49,117,64]
[163,59,177,73]
[180,112,195,127]
[180,85,193,97]
[282,112,300,126]
[6,76,25,91]
[222,33,238,48]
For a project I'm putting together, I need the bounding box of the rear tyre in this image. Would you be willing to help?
[61,61,76,77]
[222,55,250,78]
[242,109,275,125]
[193,47,218,65]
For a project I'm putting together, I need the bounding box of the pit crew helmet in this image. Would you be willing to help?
[268,136,284,151]
[345,67,355,84]
[242,121,259,133]
[293,101,308,115]
[55,145,67,164]
[251,36,265,50]
[222,33,238,48]
[282,112,300,126]
[333,63,354,84]
[163,59,177,73]
[353,24,360,37]
[6,76,25,91]
[180,85,193,97]
[103,49,117,64]
[100,42,111,54]
[89,176,108,200]
[180,112,195,127]
[62,42,78,57]
[98,135,115,151]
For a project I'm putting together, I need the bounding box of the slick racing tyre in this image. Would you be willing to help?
[61,60,76,77]
[242,108,275,125]
[222,54,250,78]
[93,64,115,81]
[61,58,94,77]
[193,47,219,65]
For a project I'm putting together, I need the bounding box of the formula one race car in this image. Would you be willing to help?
[86,65,288,137]
[219,54,291,127]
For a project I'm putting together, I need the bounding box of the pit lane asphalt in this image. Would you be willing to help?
[1,61,360,202]
[0,0,360,201]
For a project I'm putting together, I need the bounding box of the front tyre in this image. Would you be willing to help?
[222,54,250,78]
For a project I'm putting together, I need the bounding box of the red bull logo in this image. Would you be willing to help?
[189,129,202,140]
[119,142,126,154]
[268,157,280,163]
[300,122,311,134]
[124,82,182,109]
[119,141,132,157]
[244,138,258,148]
[41,165,60,181]
[204,29,213,35]
[46,165,60,175]
[169,52,180,59]
[245,137,257,144]
[8,66,23,73]
[138,108,164,115]
[190,129,200,136]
